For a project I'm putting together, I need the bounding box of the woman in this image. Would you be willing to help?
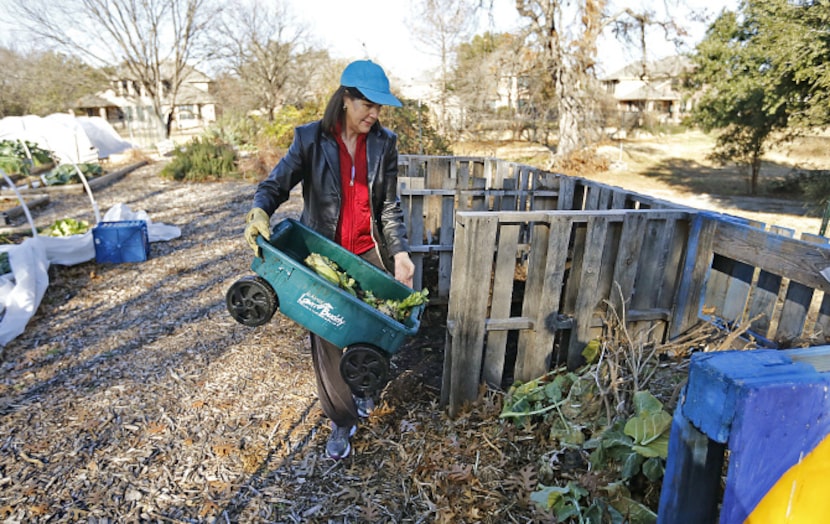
[243,60,415,460]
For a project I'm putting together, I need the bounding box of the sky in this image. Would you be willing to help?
[286,0,737,96]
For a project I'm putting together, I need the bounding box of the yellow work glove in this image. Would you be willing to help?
[244,207,271,256]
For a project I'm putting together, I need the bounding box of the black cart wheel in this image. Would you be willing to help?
[340,345,390,395]
[226,275,278,327]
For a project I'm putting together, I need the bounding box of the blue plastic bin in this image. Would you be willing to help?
[93,220,150,263]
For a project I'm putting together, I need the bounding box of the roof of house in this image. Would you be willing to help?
[615,80,679,102]
[602,55,693,82]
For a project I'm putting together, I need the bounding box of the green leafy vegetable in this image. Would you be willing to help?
[44,218,90,237]
[42,163,103,186]
[304,251,428,322]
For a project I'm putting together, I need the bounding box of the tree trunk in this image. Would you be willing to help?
[557,68,582,158]
[750,151,761,195]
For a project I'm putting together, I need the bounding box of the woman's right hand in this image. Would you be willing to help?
[244,208,271,256]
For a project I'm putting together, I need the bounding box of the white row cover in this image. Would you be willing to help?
[0,203,181,347]
[0,113,134,164]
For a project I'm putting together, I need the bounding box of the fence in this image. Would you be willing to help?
[398,155,682,299]
[396,155,830,416]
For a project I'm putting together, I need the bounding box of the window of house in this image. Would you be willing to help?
[177,105,196,119]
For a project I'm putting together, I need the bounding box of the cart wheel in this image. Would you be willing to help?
[226,275,278,327]
[340,345,390,395]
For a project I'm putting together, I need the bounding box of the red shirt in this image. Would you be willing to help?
[334,125,376,255]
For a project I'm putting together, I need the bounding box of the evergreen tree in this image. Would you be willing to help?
[690,0,830,194]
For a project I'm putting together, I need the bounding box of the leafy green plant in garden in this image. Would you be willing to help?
[42,163,103,186]
[585,391,671,483]
[0,139,56,176]
[160,138,238,182]
[500,284,676,521]
[43,218,90,237]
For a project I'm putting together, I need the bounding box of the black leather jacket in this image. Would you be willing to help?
[252,120,410,272]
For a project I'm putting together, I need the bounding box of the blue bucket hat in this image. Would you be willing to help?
[340,60,402,107]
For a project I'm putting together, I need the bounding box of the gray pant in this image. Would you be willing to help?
[310,247,384,428]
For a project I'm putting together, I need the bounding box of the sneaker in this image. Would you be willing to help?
[326,423,357,460]
[354,395,375,418]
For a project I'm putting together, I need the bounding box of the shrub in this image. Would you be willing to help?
[160,138,238,182]
[770,168,830,214]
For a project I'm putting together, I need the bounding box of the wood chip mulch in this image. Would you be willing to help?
[0,162,558,523]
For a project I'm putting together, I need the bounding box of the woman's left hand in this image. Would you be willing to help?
[393,252,415,288]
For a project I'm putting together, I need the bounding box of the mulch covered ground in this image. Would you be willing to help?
[0,162,564,523]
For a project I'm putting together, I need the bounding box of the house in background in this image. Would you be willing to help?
[75,63,219,147]
[600,55,695,127]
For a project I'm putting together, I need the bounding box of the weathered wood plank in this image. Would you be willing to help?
[516,217,572,379]
[703,254,732,315]
[774,232,825,344]
[660,218,689,311]
[482,223,521,388]
[499,178,518,211]
[557,176,576,210]
[670,213,717,339]
[802,233,830,344]
[445,213,498,416]
[746,226,794,338]
[712,219,830,293]
[609,213,648,315]
[568,216,609,369]
[718,220,765,324]
[584,183,601,210]
[632,218,674,312]
[402,185,425,291]
[438,195,455,299]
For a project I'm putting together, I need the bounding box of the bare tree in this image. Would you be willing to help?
[514,0,694,161]
[407,0,480,136]
[213,0,316,121]
[0,45,107,117]
[7,0,219,137]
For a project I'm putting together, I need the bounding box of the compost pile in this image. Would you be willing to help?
[0,161,701,522]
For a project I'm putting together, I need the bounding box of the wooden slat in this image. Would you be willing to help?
[747,226,794,338]
[717,220,766,323]
[660,218,689,311]
[595,219,623,306]
[438,195,455,299]
[516,217,572,379]
[712,219,830,293]
[597,186,614,210]
[703,253,732,317]
[482,223,521,388]
[499,178,518,211]
[774,232,826,344]
[557,176,576,210]
[563,221,587,314]
[775,229,830,343]
[444,213,498,416]
[567,216,609,368]
[402,183,425,291]
[632,218,674,312]
[609,213,648,314]
[670,213,717,339]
